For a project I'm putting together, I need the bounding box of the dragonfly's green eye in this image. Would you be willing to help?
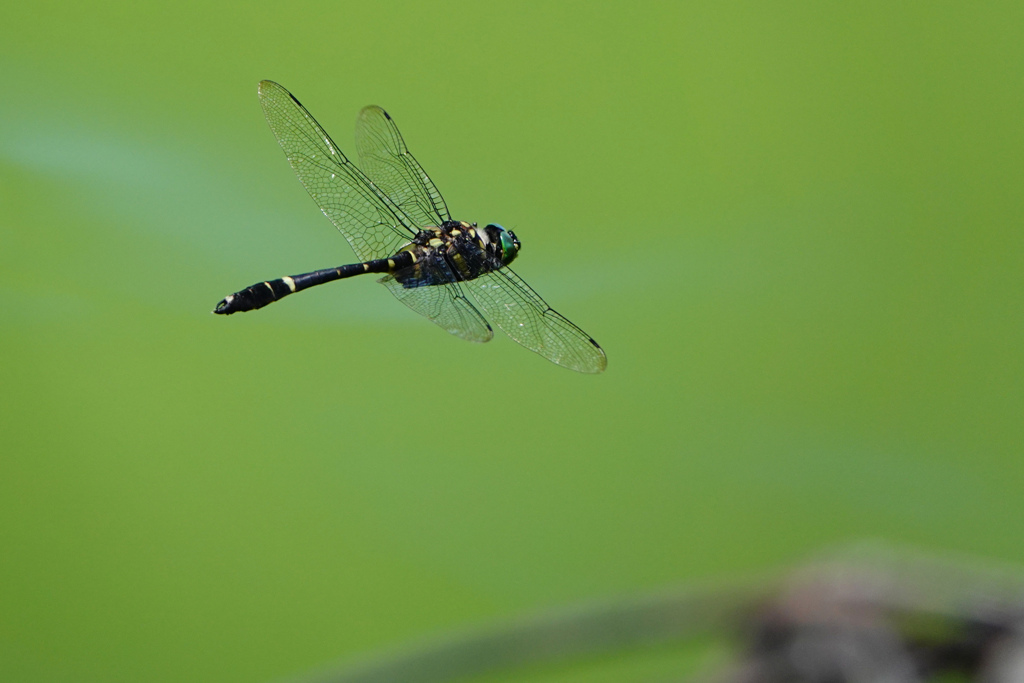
[499,231,519,264]
[486,224,520,265]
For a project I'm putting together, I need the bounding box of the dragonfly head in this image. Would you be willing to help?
[484,223,520,266]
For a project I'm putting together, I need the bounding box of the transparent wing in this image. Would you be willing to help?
[466,268,607,373]
[258,80,416,262]
[355,105,451,229]
[379,251,493,343]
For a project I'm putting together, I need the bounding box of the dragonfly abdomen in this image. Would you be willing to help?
[213,252,414,315]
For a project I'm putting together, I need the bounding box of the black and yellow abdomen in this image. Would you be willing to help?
[213,252,415,315]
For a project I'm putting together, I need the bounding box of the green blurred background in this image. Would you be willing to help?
[1,2,1021,681]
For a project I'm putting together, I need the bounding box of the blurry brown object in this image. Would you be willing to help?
[718,549,1024,683]
[298,546,1024,683]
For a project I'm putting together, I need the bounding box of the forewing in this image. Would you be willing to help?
[258,81,416,261]
[467,268,607,373]
[355,105,450,229]
[379,252,493,343]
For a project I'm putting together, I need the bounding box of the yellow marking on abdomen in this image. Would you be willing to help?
[282,276,296,292]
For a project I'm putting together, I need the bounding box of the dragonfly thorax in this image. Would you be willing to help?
[394,221,515,286]
[410,221,519,270]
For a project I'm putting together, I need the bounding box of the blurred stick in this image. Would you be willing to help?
[291,583,765,683]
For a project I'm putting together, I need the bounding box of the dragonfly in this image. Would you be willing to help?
[214,80,606,374]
